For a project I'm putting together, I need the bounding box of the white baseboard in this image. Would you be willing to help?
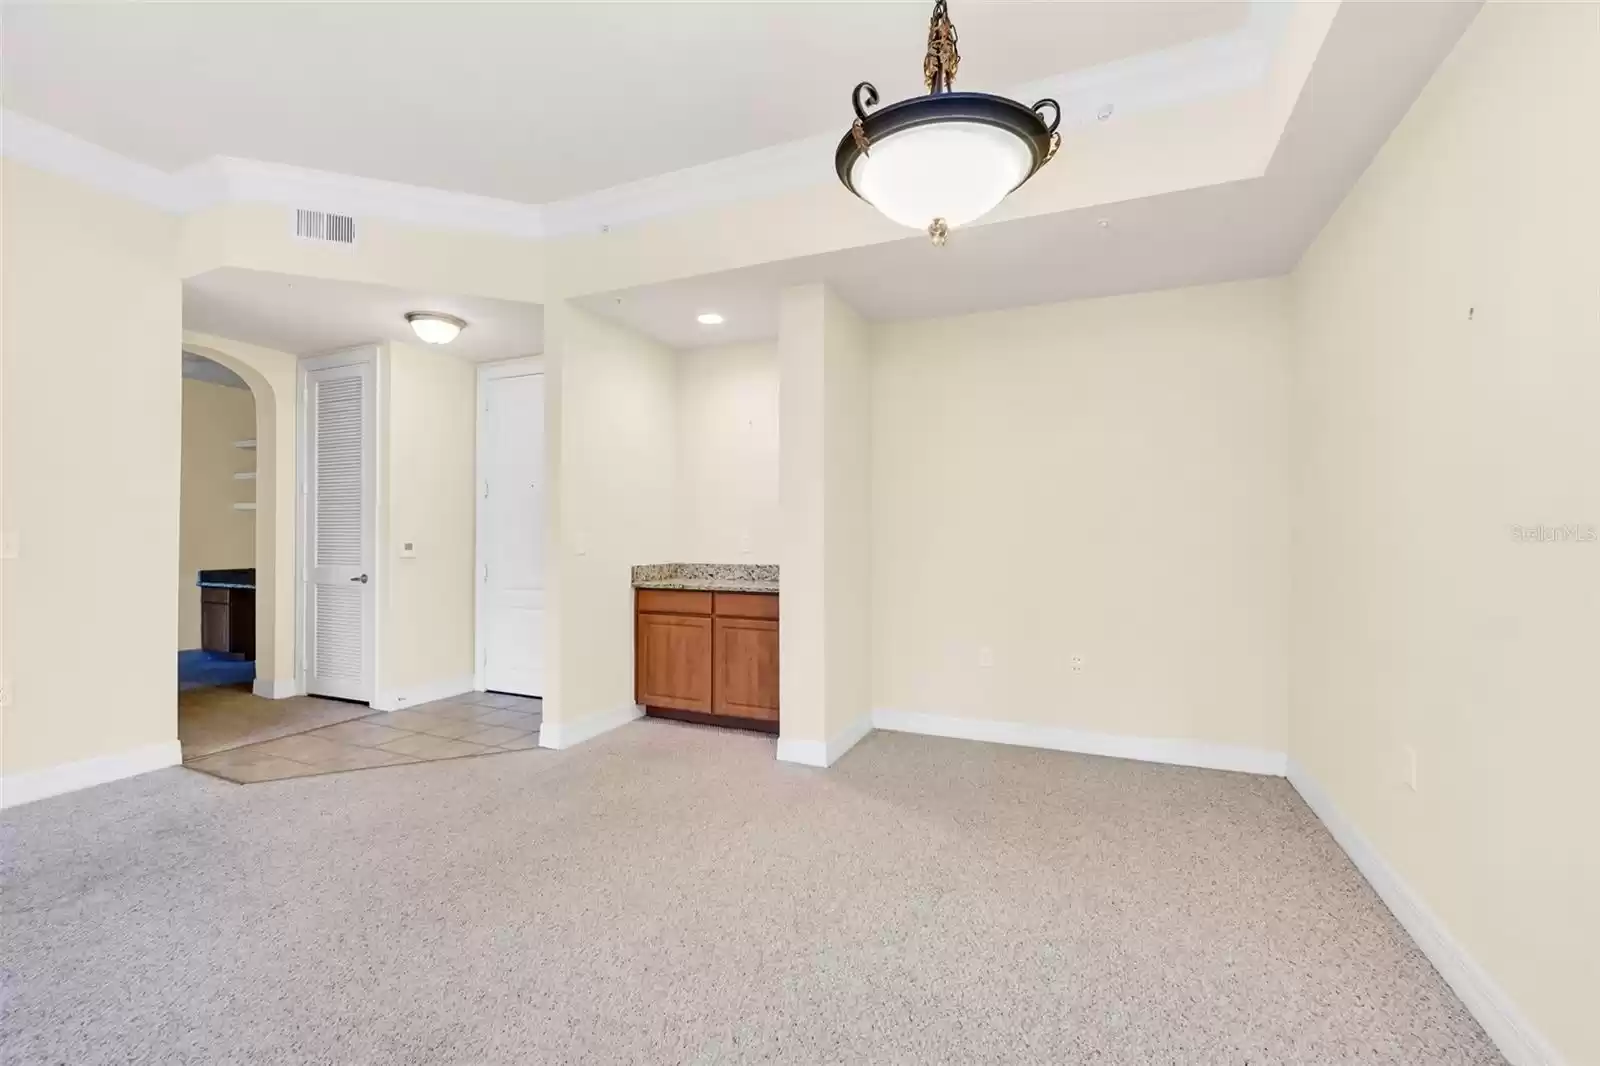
[1287,762,1565,1066]
[253,677,299,699]
[776,714,874,768]
[539,703,641,750]
[370,675,476,713]
[0,740,183,809]
[871,709,1287,776]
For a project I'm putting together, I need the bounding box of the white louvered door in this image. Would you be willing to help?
[304,359,375,701]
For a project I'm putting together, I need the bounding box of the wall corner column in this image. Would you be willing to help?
[776,284,872,767]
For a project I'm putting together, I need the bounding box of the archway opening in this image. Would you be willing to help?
[177,352,259,696]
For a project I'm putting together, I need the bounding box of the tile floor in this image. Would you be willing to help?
[179,685,374,759]
[180,688,542,784]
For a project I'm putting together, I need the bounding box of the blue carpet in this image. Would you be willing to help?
[178,650,255,691]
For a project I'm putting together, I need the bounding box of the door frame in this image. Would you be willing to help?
[474,356,546,694]
[296,344,385,702]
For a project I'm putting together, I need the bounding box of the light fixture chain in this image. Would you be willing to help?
[923,0,960,93]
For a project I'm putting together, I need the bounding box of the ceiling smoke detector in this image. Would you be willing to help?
[405,311,467,345]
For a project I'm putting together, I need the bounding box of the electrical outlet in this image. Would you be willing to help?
[977,647,994,668]
[1403,745,1419,792]
[1070,654,1085,674]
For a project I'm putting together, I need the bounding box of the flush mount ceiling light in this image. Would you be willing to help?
[696,312,725,325]
[405,311,467,345]
[836,0,1062,247]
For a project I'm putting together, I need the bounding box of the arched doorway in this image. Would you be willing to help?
[177,353,259,692]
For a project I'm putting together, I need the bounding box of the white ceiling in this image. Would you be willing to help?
[10,2,1481,354]
[3,2,1246,203]
[183,269,544,362]
[578,1,1482,348]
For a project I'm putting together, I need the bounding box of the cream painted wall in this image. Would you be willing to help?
[177,378,255,649]
[178,202,547,303]
[820,292,873,748]
[182,332,299,694]
[778,285,873,756]
[377,341,479,703]
[1288,5,1600,1064]
[542,303,678,738]
[1,160,181,776]
[676,342,779,563]
[871,280,1291,756]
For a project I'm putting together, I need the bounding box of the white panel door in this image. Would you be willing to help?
[305,361,375,701]
[480,371,545,697]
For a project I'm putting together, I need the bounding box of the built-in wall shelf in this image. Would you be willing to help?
[233,439,257,450]
[234,471,257,481]
[233,502,257,511]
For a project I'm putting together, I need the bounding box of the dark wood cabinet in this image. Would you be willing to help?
[200,586,256,659]
[635,588,778,732]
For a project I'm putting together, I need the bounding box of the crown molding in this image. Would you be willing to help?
[0,110,189,211]
[175,156,549,238]
[0,2,1286,242]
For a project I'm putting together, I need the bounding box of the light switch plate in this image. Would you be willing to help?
[400,541,417,558]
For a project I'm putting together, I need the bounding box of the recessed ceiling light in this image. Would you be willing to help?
[697,312,725,326]
[405,311,467,345]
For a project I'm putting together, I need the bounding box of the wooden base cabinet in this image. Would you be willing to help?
[635,610,713,712]
[635,589,778,732]
[200,586,256,659]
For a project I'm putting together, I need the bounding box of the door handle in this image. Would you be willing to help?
[351,574,369,584]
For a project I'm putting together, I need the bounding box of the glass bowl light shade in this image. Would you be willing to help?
[836,88,1059,242]
[405,311,467,345]
[850,120,1034,230]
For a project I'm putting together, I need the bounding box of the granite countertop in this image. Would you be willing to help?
[632,563,778,594]
[197,568,256,590]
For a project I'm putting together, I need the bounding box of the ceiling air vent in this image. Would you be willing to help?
[293,209,356,246]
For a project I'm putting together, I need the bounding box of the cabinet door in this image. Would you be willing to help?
[713,617,779,721]
[200,599,231,654]
[635,612,713,712]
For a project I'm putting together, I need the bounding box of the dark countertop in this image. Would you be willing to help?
[198,568,255,590]
[632,563,778,594]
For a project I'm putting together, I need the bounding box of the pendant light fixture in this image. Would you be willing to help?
[835,0,1061,246]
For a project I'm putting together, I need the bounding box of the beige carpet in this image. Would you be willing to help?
[0,720,1503,1065]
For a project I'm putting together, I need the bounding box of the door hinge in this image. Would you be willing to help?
[483,480,490,500]
[482,563,489,583]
